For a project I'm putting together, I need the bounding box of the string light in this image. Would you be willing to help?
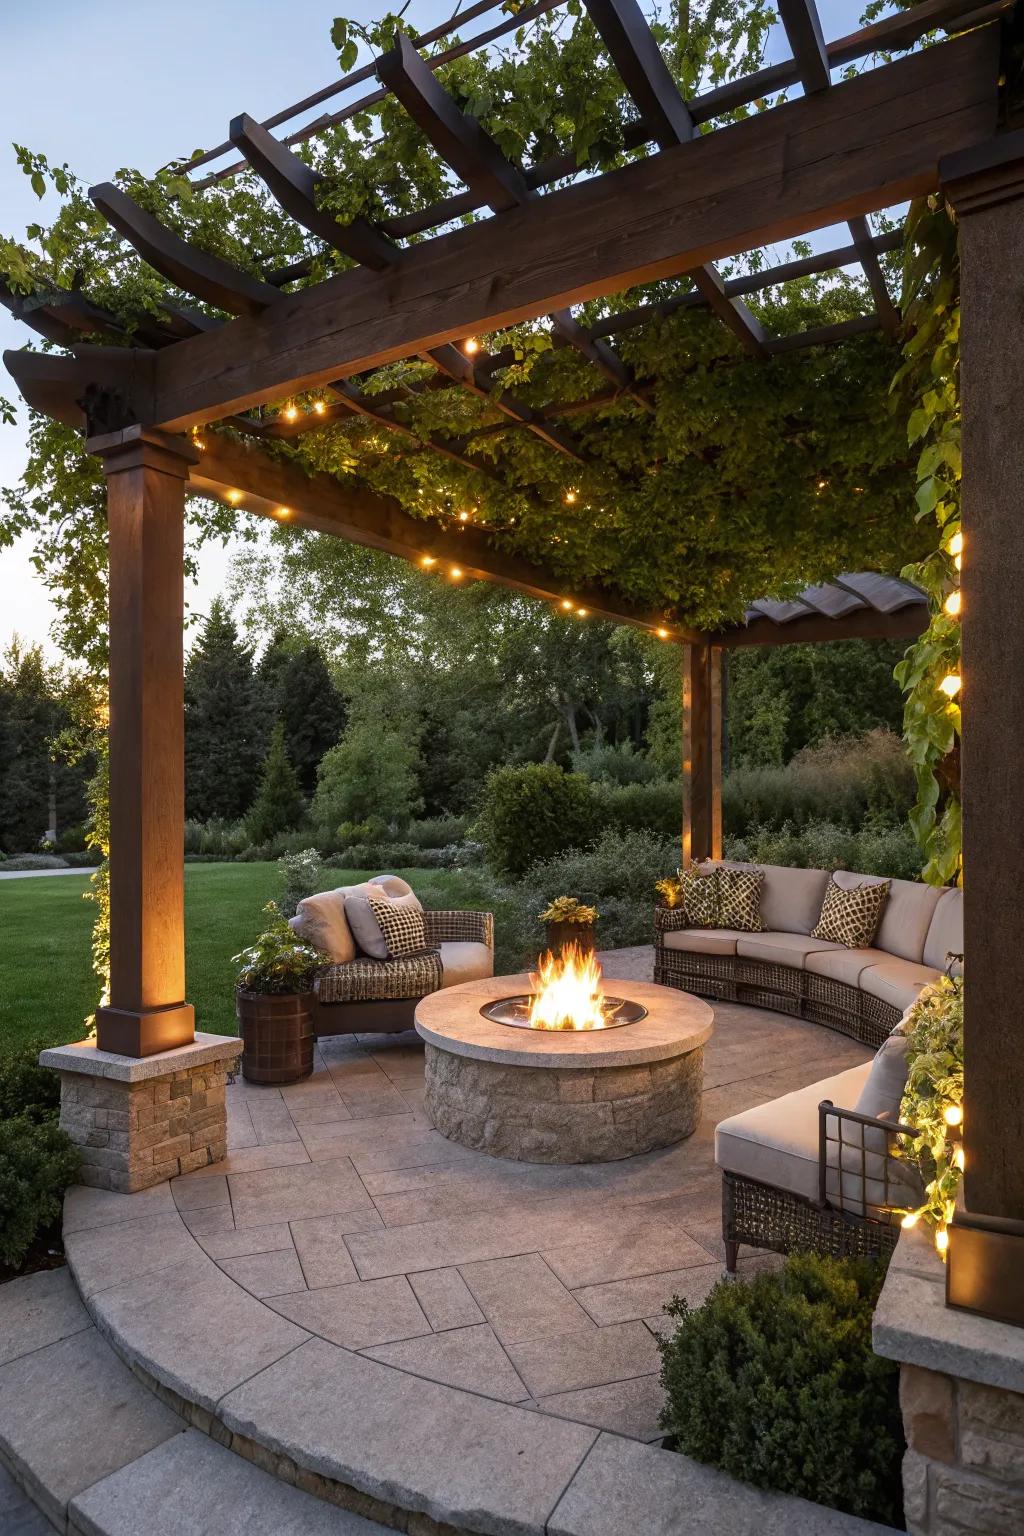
[944,1103,963,1127]
[313,401,327,416]
[225,489,242,506]
[560,599,573,611]
[421,556,436,568]
[458,510,470,522]
[450,566,463,580]
[935,1227,949,1255]
[944,590,961,617]
[954,1146,966,1172]
[274,506,292,520]
[284,405,298,423]
[901,1210,921,1230]
[949,531,963,556]
[576,607,588,618]
[656,627,670,640]
[463,338,480,355]
[939,674,962,698]
[564,489,577,506]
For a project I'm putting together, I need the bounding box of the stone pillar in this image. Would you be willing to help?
[40,1035,241,1192]
[681,643,722,866]
[940,135,1024,1324]
[88,425,200,1058]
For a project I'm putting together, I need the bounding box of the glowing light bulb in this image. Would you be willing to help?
[576,607,588,618]
[656,627,670,640]
[564,489,577,506]
[817,478,828,491]
[284,405,298,422]
[421,556,436,568]
[949,531,964,557]
[450,566,463,580]
[464,338,479,355]
[313,400,327,416]
[944,590,961,617]
[275,506,291,520]
[458,510,470,522]
[944,1103,963,1127]
[901,1210,921,1230]
[939,674,961,698]
[226,489,242,506]
[954,1146,966,1171]
[935,1227,949,1255]
[561,599,573,611]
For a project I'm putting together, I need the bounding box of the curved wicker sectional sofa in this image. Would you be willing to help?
[654,861,963,1049]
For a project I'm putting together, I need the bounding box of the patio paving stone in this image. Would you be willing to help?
[532,1371,665,1441]
[88,1251,309,1411]
[457,1254,595,1346]
[197,1223,294,1260]
[67,1428,391,1536]
[408,1266,485,1331]
[0,1461,52,1536]
[218,1335,599,1536]
[179,1205,235,1237]
[0,1267,91,1367]
[267,1277,431,1350]
[548,1430,893,1535]
[65,1212,196,1298]
[505,1319,660,1398]
[170,1171,229,1210]
[228,1158,371,1229]
[218,1248,307,1299]
[0,1327,183,1529]
[248,1098,303,1145]
[290,1213,382,1288]
[538,1202,716,1290]
[225,1101,258,1149]
[363,1322,529,1402]
[63,1182,176,1233]
[185,1144,311,1177]
[573,1263,728,1325]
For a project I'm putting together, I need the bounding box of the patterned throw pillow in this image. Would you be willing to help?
[812,877,890,949]
[680,867,719,929]
[366,892,429,959]
[717,867,765,933]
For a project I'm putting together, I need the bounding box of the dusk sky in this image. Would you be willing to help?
[0,0,873,660]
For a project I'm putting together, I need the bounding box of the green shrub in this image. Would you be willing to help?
[0,853,68,871]
[406,814,470,848]
[572,741,660,785]
[0,1118,80,1269]
[723,729,915,837]
[724,817,923,880]
[277,847,323,919]
[0,1047,61,1124]
[474,764,602,877]
[659,1253,903,1527]
[597,780,681,840]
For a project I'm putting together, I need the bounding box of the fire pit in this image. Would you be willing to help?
[480,945,647,1031]
[415,956,713,1164]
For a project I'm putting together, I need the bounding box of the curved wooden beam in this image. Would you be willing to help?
[228,113,398,271]
[3,345,155,431]
[90,182,282,318]
[376,31,529,214]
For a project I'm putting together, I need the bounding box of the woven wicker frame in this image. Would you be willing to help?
[723,1170,901,1269]
[654,920,903,1048]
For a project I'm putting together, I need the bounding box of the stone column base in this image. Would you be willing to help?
[874,1225,1024,1533]
[40,1033,243,1193]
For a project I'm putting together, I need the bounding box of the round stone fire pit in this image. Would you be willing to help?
[415,974,713,1164]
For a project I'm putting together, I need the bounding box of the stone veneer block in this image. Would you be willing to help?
[416,977,712,1165]
[40,1033,242,1193]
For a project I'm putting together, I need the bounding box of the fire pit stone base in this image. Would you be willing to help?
[423,1043,703,1163]
[416,975,713,1165]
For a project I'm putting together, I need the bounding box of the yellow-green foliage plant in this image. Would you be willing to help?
[897,973,964,1257]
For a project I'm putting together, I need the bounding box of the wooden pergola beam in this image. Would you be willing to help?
[189,431,694,636]
[777,0,830,94]
[146,26,998,430]
[710,601,928,649]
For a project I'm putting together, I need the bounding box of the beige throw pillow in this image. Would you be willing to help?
[290,889,356,963]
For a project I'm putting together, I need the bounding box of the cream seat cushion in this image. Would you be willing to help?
[661,928,748,957]
[715,1065,871,1203]
[736,932,841,969]
[861,958,942,1013]
[804,946,892,988]
[439,941,495,989]
[923,887,963,973]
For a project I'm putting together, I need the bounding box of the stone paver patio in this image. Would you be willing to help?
[168,946,870,1443]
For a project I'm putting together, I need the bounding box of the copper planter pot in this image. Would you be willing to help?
[544,921,596,957]
[236,989,315,1084]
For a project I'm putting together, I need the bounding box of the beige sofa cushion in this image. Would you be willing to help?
[369,874,423,911]
[662,927,747,957]
[715,1064,871,1203]
[805,946,892,988]
[439,941,495,989]
[861,958,942,1013]
[712,861,829,936]
[291,885,365,963]
[736,932,841,969]
[828,871,942,963]
[923,887,963,973]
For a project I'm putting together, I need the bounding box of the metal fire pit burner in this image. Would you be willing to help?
[479,995,648,1030]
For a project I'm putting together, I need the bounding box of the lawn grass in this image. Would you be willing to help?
[0,863,482,1055]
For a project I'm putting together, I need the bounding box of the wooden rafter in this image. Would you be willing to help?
[847,215,901,336]
[189,431,694,637]
[138,26,997,430]
[89,182,282,317]
[776,0,830,95]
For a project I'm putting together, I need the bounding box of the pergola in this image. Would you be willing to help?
[4,0,1023,1328]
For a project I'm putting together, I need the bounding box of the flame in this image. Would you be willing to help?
[528,944,609,1030]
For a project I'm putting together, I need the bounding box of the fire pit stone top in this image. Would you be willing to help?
[415,974,713,1071]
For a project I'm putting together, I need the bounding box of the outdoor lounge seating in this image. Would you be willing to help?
[290,875,494,1036]
[655,860,962,1048]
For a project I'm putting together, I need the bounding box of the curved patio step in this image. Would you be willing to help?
[0,1268,388,1536]
[55,1181,897,1536]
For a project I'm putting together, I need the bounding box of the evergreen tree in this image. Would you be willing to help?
[246,720,304,844]
[184,599,263,820]
[258,636,346,794]
[0,640,91,853]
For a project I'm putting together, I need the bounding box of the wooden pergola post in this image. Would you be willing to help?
[89,425,199,1058]
[943,139,1024,1325]
[681,643,722,867]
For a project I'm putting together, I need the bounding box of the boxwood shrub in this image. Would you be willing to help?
[0,1047,79,1271]
[474,763,603,877]
[658,1253,904,1528]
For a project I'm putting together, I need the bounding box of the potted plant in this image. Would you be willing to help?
[232,904,324,1084]
[539,896,599,956]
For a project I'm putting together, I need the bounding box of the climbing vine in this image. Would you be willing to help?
[892,200,962,886]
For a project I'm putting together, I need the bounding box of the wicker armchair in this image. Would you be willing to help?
[722,1097,921,1272]
[314,908,494,1038]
